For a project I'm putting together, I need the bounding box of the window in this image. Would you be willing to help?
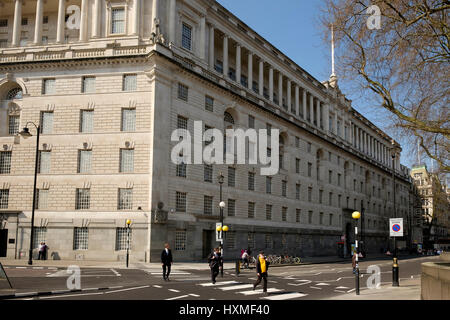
[0,151,12,174]
[40,111,54,134]
[204,164,212,182]
[266,204,272,220]
[175,230,187,251]
[248,233,255,250]
[32,227,47,249]
[120,149,134,173]
[8,115,19,135]
[205,96,214,112]
[329,214,333,226]
[176,192,186,212]
[0,19,7,27]
[248,202,255,218]
[181,23,192,50]
[43,16,49,24]
[204,196,213,215]
[266,177,272,194]
[282,180,287,197]
[295,137,300,148]
[215,59,223,73]
[308,187,312,202]
[176,162,186,177]
[121,108,136,132]
[178,83,189,101]
[266,123,272,136]
[248,115,255,129]
[115,227,132,251]
[296,209,301,223]
[228,167,235,187]
[282,207,287,222]
[307,142,312,153]
[227,199,236,216]
[82,76,95,93]
[36,189,49,210]
[338,174,342,187]
[21,18,28,25]
[123,74,137,91]
[76,189,90,210]
[111,8,125,34]
[296,184,300,200]
[248,172,255,191]
[5,87,22,100]
[73,227,88,250]
[38,151,51,174]
[308,163,312,177]
[328,170,333,183]
[240,75,248,87]
[338,195,342,207]
[78,150,92,173]
[296,158,300,174]
[118,188,133,210]
[80,110,94,133]
[319,190,323,204]
[228,67,236,81]
[19,38,27,46]
[329,192,333,206]
[0,189,9,209]
[42,79,56,95]
[226,232,236,249]
[265,234,272,249]
[0,39,7,48]
[177,115,188,130]
[319,212,324,225]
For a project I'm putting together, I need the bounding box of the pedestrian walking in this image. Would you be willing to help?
[161,243,173,281]
[208,247,222,284]
[253,251,270,294]
[42,242,48,260]
[241,250,249,269]
[38,242,45,260]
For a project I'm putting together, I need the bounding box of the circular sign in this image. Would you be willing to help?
[392,224,401,232]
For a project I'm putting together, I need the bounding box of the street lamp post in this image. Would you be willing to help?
[19,123,40,266]
[126,219,131,268]
[391,140,399,286]
[352,211,361,295]
[218,172,225,277]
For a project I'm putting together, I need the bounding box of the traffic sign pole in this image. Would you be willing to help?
[389,218,402,287]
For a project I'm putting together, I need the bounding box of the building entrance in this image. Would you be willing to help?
[0,229,7,257]
[202,230,214,259]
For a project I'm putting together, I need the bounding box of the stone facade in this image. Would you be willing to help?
[0,0,413,262]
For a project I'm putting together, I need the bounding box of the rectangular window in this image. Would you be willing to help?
[82,76,96,93]
[328,170,332,183]
[248,172,255,191]
[118,188,133,210]
[329,192,333,206]
[338,174,341,186]
[266,204,272,220]
[175,230,187,251]
[266,177,272,194]
[215,59,223,73]
[204,196,213,215]
[204,164,212,182]
[0,189,9,209]
[296,184,300,200]
[115,227,132,251]
[248,115,255,129]
[248,202,255,219]
[38,151,51,174]
[75,189,90,210]
[123,74,137,91]
[21,18,28,25]
[177,115,188,130]
[228,167,235,187]
[121,108,136,132]
[226,232,236,249]
[32,227,47,249]
[42,79,56,95]
[36,189,49,210]
[320,212,324,225]
[266,123,272,136]
[227,199,236,216]
[296,209,301,223]
[0,19,7,27]
[181,23,192,50]
[338,195,342,207]
[296,158,300,174]
[240,74,248,87]
[0,151,12,174]
[308,162,312,177]
[0,39,7,48]
[178,83,189,101]
[205,96,214,112]
[40,111,53,134]
[73,227,88,250]
[120,149,134,173]
[176,162,187,177]
[265,234,272,249]
[319,190,323,204]
[295,137,300,148]
[329,214,333,226]
[308,187,312,202]
[248,233,255,250]
[282,180,287,197]
[282,207,287,222]
[307,142,312,153]
[308,211,313,224]
[43,16,49,24]
[80,110,94,133]
[8,115,19,135]
[176,192,186,212]
[78,150,92,173]
[111,8,125,34]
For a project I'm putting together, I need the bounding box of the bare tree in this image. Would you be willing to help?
[321,0,449,172]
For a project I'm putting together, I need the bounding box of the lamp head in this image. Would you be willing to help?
[219,201,226,208]
[352,211,361,220]
[216,225,222,232]
[217,172,224,184]
[126,219,132,226]
[222,225,229,232]
[19,127,32,138]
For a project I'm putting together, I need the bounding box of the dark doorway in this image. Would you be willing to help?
[0,229,7,257]
[202,230,214,259]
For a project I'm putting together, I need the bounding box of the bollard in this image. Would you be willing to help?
[392,257,399,286]
[235,259,240,276]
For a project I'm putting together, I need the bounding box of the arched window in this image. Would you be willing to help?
[5,87,23,100]
[224,112,234,126]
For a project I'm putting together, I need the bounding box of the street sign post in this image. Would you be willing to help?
[390,218,404,237]
[216,222,223,242]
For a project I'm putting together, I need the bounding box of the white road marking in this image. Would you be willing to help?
[110,269,121,276]
[347,288,356,293]
[219,284,254,291]
[168,289,180,293]
[33,267,43,269]
[15,292,37,297]
[268,280,278,283]
[39,292,104,299]
[153,285,162,288]
[16,267,26,269]
[239,288,282,296]
[336,286,349,290]
[104,285,150,294]
[294,280,312,285]
[199,281,238,287]
[316,283,330,286]
[310,286,322,290]
[262,292,307,300]
[334,290,346,293]
[150,272,191,275]
[165,293,199,301]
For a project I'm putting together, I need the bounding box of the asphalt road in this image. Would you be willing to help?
[4,255,438,300]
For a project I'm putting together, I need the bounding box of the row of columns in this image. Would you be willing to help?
[10,0,144,46]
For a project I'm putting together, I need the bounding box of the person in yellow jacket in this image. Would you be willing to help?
[253,251,270,294]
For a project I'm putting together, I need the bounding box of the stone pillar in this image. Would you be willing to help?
[247,52,253,91]
[294,85,299,116]
[324,104,330,132]
[269,67,274,101]
[259,59,264,96]
[33,0,44,45]
[310,95,314,124]
[12,0,22,47]
[199,15,206,59]
[132,0,141,36]
[209,25,214,69]
[278,73,283,107]
[223,35,228,78]
[236,43,241,84]
[79,0,88,42]
[334,110,338,135]
[56,0,65,43]
[287,80,291,112]
[302,89,307,120]
[168,0,176,44]
[316,100,321,129]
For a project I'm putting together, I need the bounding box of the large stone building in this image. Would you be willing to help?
[0,0,413,262]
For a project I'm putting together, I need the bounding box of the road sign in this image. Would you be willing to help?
[216,222,223,242]
[390,218,404,237]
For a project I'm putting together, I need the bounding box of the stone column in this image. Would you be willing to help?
[92,0,101,38]
[247,52,253,90]
[236,43,241,84]
[209,25,215,69]
[316,100,321,129]
[334,110,338,135]
[294,85,299,116]
[79,0,88,42]
[310,95,314,124]
[302,89,307,120]
[33,0,44,45]
[56,0,65,43]
[269,67,274,101]
[324,104,330,132]
[12,0,22,47]
[132,0,141,36]
[278,73,283,107]
[287,80,291,112]
[168,0,176,44]
[259,59,264,96]
[223,35,229,78]
[199,16,206,59]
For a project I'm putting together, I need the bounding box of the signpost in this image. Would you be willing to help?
[389,218,402,287]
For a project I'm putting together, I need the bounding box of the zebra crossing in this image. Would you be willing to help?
[198,280,308,300]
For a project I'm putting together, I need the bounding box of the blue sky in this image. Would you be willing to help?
[216,0,419,169]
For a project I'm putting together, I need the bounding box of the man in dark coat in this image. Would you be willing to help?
[253,251,270,294]
[161,243,173,281]
[208,247,222,284]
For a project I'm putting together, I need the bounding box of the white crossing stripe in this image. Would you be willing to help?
[262,293,307,300]
[310,286,322,290]
[150,272,191,275]
[347,288,356,293]
[316,283,330,286]
[168,289,180,293]
[294,280,312,285]
[199,281,238,287]
[152,285,162,288]
[239,288,282,296]
[336,286,349,290]
[219,284,254,291]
